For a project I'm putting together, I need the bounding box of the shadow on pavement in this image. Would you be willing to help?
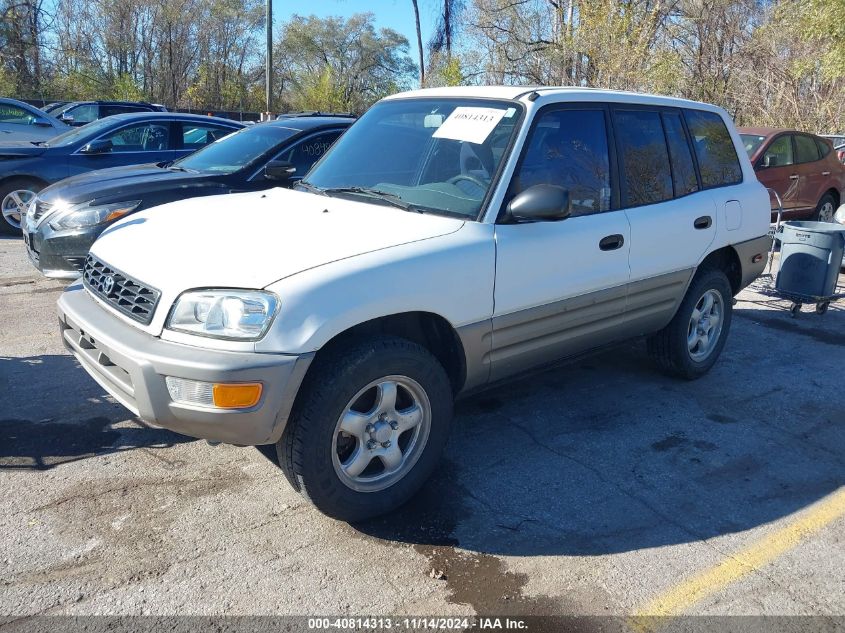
[354,306,844,556]
[0,354,193,470]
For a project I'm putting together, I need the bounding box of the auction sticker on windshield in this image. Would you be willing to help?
[432,107,507,144]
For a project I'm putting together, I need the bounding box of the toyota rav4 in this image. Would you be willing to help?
[57,87,772,521]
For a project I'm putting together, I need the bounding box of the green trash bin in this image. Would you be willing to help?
[776,221,845,299]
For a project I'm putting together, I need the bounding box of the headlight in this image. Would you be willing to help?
[166,290,279,340]
[47,200,141,231]
[834,204,845,226]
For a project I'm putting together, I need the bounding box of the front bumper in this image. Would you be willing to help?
[58,284,313,445]
[24,222,93,279]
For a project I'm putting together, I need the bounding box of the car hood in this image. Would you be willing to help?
[0,127,63,143]
[39,163,219,205]
[0,140,48,157]
[89,188,466,333]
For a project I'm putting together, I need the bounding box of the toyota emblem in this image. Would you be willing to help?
[101,275,115,295]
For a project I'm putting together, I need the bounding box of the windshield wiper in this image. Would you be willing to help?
[295,180,328,196]
[30,140,46,146]
[322,186,420,212]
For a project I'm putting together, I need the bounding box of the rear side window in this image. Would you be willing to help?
[795,135,820,163]
[662,111,699,196]
[683,109,742,187]
[514,108,611,216]
[817,138,832,158]
[613,109,673,207]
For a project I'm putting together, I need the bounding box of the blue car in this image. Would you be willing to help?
[0,112,243,233]
[0,97,70,143]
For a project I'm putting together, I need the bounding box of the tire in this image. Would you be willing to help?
[0,178,42,235]
[815,193,836,223]
[647,268,733,380]
[276,335,453,522]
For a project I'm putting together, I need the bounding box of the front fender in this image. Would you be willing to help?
[258,222,496,357]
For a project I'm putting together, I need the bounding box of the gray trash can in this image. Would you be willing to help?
[776,221,845,299]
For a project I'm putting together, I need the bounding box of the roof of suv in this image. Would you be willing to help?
[385,86,725,111]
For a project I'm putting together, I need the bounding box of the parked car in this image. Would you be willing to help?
[25,116,352,277]
[0,97,70,142]
[52,101,168,127]
[819,133,845,148]
[0,112,243,233]
[58,87,771,521]
[739,127,845,222]
[41,101,71,115]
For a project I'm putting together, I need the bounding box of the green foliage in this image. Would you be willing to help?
[290,66,348,112]
[110,73,145,102]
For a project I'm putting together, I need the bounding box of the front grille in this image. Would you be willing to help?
[30,198,53,224]
[83,255,160,325]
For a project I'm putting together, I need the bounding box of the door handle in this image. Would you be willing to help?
[789,174,799,180]
[599,234,624,251]
[822,171,831,176]
[694,215,712,229]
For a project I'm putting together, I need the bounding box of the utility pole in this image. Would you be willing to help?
[265,0,273,117]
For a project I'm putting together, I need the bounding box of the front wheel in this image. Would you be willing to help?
[647,269,733,380]
[277,336,453,522]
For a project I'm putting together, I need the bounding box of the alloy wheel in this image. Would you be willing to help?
[1,189,36,230]
[687,288,725,362]
[818,201,835,223]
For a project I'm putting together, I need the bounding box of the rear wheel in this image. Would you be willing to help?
[648,269,733,380]
[815,193,836,223]
[0,178,41,234]
[277,336,453,522]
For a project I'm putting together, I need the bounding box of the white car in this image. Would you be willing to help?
[57,87,772,521]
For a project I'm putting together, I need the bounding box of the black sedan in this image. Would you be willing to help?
[24,115,353,278]
[0,112,243,233]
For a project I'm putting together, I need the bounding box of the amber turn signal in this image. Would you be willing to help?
[212,382,263,409]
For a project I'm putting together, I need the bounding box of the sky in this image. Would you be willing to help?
[272,0,439,53]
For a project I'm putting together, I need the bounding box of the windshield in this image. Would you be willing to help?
[302,98,523,218]
[44,118,117,147]
[740,134,766,157]
[174,124,294,173]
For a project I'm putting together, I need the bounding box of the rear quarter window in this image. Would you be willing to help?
[683,109,742,188]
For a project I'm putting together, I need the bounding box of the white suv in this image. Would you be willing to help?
[58,87,772,521]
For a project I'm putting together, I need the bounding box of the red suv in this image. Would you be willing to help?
[739,127,845,222]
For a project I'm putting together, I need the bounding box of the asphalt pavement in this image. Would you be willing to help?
[1,234,843,625]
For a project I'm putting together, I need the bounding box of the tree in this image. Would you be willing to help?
[275,13,417,113]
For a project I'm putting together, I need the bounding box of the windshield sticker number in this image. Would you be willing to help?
[432,107,507,144]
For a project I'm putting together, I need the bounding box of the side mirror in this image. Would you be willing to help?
[59,113,75,123]
[80,139,113,155]
[32,118,51,127]
[264,160,296,182]
[505,185,572,222]
[762,154,777,168]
